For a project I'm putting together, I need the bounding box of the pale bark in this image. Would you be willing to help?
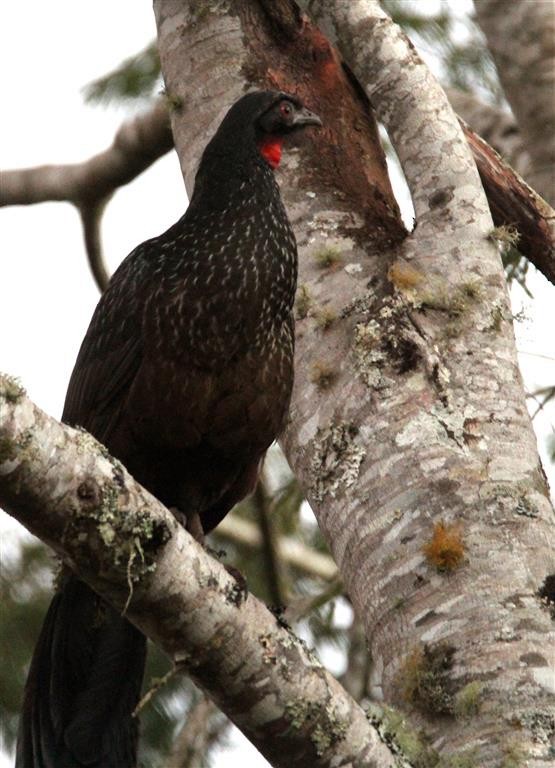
[474,0,555,206]
[296,2,555,763]
[2,0,553,763]
[0,100,173,291]
[0,100,172,207]
[153,0,555,763]
[2,76,552,286]
[459,117,555,286]
[0,374,398,768]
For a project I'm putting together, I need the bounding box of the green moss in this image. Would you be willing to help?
[399,643,456,715]
[314,245,343,270]
[420,280,483,318]
[295,284,312,319]
[0,428,33,464]
[0,375,25,403]
[489,302,504,332]
[0,436,17,463]
[285,699,347,757]
[437,750,479,768]
[366,703,439,767]
[70,471,169,587]
[310,361,337,390]
[501,739,526,768]
[453,681,483,719]
[313,306,337,330]
[189,1,216,24]
[489,224,520,248]
[160,87,183,111]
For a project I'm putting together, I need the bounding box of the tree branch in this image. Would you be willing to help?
[168,695,227,768]
[78,199,111,292]
[459,117,555,285]
[215,514,338,582]
[474,0,555,205]
[0,373,398,768]
[288,1,555,763]
[0,100,173,207]
[0,100,174,292]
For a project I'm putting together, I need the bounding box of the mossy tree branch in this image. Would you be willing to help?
[0,373,398,768]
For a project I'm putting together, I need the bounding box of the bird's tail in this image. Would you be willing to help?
[16,574,146,768]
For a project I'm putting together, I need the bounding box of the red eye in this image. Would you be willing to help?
[280,101,293,117]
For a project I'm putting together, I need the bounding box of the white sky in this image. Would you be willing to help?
[0,1,553,766]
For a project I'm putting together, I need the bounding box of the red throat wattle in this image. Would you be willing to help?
[258,137,283,169]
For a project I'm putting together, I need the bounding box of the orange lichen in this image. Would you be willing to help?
[388,261,424,291]
[423,521,465,572]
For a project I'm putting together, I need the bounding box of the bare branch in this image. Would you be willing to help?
[0,100,173,292]
[78,199,111,292]
[168,695,227,768]
[215,515,338,582]
[253,475,289,605]
[0,100,173,208]
[0,373,398,768]
[460,118,555,285]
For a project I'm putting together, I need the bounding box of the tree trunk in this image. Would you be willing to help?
[155,1,554,764]
[474,0,555,205]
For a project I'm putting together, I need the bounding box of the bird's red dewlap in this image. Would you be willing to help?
[258,137,283,168]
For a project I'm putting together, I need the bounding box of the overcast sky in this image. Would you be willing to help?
[1,2,553,766]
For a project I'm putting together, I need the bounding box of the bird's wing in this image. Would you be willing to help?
[62,250,144,443]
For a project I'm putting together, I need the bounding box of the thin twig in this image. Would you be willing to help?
[283,576,344,624]
[79,199,111,292]
[213,514,338,582]
[254,474,288,606]
[168,695,228,768]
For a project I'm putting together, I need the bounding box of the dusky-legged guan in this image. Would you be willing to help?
[16,91,321,767]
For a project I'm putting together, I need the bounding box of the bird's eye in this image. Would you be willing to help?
[279,101,293,117]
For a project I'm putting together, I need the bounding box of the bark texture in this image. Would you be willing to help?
[459,118,555,286]
[474,0,555,206]
[294,2,555,763]
[0,100,172,208]
[154,0,555,763]
[0,374,398,768]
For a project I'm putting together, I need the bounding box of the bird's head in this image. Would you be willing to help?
[200,90,322,173]
[254,91,322,168]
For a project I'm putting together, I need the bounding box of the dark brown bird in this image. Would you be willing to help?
[16,90,321,767]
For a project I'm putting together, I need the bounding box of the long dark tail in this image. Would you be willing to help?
[16,574,147,768]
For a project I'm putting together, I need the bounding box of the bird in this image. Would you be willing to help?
[16,90,321,768]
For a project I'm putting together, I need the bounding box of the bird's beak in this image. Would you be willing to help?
[292,106,322,128]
